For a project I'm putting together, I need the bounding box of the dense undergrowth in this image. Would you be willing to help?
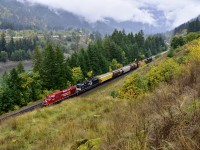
[0,38,200,149]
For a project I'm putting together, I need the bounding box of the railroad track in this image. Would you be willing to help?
[0,101,43,122]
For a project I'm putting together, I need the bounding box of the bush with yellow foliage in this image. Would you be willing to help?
[120,38,200,99]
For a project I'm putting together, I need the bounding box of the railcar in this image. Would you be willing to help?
[96,72,113,83]
[130,62,138,70]
[121,65,131,73]
[112,69,123,78]
[144,57,153,64]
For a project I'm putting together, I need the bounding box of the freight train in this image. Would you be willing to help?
[42,58,152,106]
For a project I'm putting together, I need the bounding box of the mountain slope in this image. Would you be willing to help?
[174,15,200,34]
[0,0,89,30]
[0,0,169,34]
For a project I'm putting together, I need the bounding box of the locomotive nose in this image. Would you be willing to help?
[42,99,50,105]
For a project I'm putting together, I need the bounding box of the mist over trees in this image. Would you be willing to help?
[174,18,200,34]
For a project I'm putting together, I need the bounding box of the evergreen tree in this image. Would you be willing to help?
[0,51,8,62]
[87,43,102,75]
[0,72,14,112]
[29,72,43,100]
[55,45,67,89]
[7,37,15,57]
[16,62,25,74]
[40,43,56,90]
[64,61,73,85]
[171,36,185,49]
[135,30,145,49]
[78,48,87,76]
[121,51,128,65]
[0,33,7,52]
[32,46,43,73]
[7,68,24,106]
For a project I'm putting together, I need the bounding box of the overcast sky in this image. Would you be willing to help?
[24,0,200,28]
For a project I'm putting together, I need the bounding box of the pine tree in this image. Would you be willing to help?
[87,43,102,75]
[78,48,87,77]
[40,43,56,90]
[0,33,7,52]
[7,37,15,57]
[64,61,73,85]
[121,51,128,65]
[7,68,24,106]
[0,72,14,112]
[16,62,25,74]
[32,46,43,73]
[55,45,67,89]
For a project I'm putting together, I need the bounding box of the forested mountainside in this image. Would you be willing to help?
[174,15,200,35]
[0,0,169,34]
[0,0,89,30]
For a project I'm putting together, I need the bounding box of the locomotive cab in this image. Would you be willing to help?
[43,95,54,105]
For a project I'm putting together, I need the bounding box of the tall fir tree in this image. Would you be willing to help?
[16,62,25,74]
[0,32,7,52]
[33,46,43,73]
[40,43,56,90]
[55,45,68,89]
[7,68,24,106]
[7,37,15,57]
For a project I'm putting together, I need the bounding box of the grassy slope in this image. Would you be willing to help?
[0,55,166,150]
[0,40,200,150]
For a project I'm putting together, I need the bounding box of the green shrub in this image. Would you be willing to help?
[0,51,8,62]
[110,91,119,98]
[167,49,174,58]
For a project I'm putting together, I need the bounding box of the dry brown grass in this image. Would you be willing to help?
[99,61,200,150]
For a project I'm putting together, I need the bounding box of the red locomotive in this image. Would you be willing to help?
[42,86,76,106]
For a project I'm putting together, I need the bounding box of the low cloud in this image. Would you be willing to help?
[24,0,200,28]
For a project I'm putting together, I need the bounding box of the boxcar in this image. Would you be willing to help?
[112,69,123,78]
[130,63,138,70]
[96,72,113,83]
[121,65,131,73]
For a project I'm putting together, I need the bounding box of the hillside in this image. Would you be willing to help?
[0,37,199,149]
[174,15,200,35]
[0,0,170,34]
[0,0,89,30]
